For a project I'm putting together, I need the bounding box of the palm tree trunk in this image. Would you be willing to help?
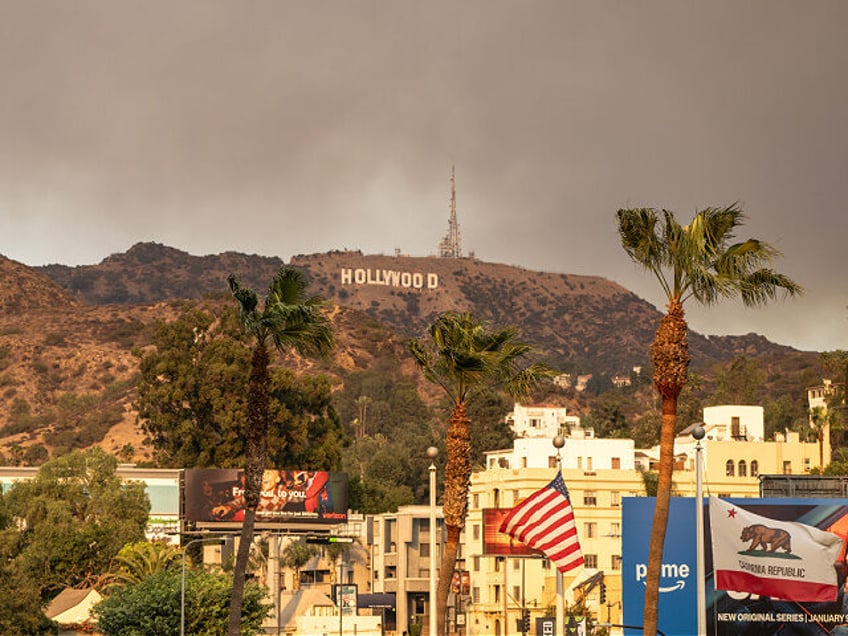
[437,402,472,636]
[437,525,461,636]
[643,393,678,635]
[228,343,271,636]
[643,300,689,636]
[228,507,258,635]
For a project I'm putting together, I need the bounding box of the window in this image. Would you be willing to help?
[473,556,480,572]
[493,489,500,508]
[473,524,480,540]
[513,490,520,505]
[611,457,621,469]
[584,554,598,569]
[610,491,621,507]
[587,457,593,471]
[584,491,597,506]
[548,456,558,468]
[738,460,747,477]
[513,559,520,570]
[494,585,500,603]
[473,494,479,509]
[420,543,430,557]
[522,457,528,468]
[783,461,792,475]
[751,460,759,477]
[584,522,597,538]
[513,585,521,601]
[385,566,397,579]
[472,587,481,603]
[726,460,735,477]
[577,457,583,470]
[610,522,620,536]
[612,555,622,570]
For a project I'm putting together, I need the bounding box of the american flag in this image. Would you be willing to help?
[498,471,584,573]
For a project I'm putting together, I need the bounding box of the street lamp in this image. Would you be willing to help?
[427,446,439,636]
[692,424,706,636]
[181,536,227,636]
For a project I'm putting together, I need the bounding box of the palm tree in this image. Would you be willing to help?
[810,405,831,471]
[616,205,800,635]
[281,539,318,591]
[408,312,551,636]
[103,541,183,588]
[226,266,333,635]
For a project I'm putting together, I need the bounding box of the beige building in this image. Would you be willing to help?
[368,504,445,635]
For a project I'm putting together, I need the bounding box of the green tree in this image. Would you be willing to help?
[0,448,149,599]
[226,266,333,635]
[616,205,800,635]
[822,350,848,449]
[94,567,268,636]
[137,304,343,471]
[408,311,551,636]
[711,355,767,405]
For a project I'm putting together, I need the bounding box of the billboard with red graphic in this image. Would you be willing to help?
[184,468,348,526]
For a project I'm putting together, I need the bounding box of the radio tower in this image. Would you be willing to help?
[438,165,463,258]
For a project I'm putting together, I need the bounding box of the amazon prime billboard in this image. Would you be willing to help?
[622,497,848,635]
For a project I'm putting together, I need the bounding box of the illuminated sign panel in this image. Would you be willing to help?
[482,508,544,557]
[184,469,348,525]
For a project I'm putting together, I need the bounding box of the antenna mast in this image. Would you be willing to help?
[438,165,463,258]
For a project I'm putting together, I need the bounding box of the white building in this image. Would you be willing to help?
[505,403,580,439]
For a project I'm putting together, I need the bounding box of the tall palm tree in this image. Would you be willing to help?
[616,205,800,635]
[226,266,333,636]
[408,312,551,636]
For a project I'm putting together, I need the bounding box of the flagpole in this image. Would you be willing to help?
[692,425,706,636]
[553,435,565,635]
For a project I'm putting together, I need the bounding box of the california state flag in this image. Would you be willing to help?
[709,497,842,602]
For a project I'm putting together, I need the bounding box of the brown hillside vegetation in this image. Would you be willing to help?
[0,244,820,465]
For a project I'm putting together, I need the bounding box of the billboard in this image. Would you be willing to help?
[622,497,848,635]
[482,508,544,557]
[184,469,348,525]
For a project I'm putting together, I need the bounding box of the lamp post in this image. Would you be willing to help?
[427,446,439,636]
[181,536,226,636]
[692,424,706,636]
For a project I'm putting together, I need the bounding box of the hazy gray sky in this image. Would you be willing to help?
[2,1,846,352]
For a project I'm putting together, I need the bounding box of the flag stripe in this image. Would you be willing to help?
[715,570,837,603]
[498,471,583,574]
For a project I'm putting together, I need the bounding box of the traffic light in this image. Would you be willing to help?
[521,609,530,633]
[599,582,607,604]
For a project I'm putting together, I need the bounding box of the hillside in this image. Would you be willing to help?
[0,243,820,464]
[37,243,800,375]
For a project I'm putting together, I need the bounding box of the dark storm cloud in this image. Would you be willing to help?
[1,1,846,350]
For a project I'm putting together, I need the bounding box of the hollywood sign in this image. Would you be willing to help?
[340,268,439,289]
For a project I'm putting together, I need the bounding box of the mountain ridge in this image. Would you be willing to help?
[0,242,818,464]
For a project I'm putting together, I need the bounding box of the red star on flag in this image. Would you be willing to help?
[727,508,737,518]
